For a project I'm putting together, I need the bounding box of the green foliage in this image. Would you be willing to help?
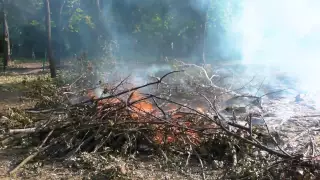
[3,0,240,61]
[68,8,94,32]
[62,0,94,32]
[29,20,40,26]
[208,0,237,29]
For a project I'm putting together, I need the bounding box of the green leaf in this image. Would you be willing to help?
[30,20,40,26]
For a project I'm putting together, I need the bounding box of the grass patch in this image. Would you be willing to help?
[0,73,49,84]
[0,73,50,91]
[11,58,46,64]
[0,73,52,115]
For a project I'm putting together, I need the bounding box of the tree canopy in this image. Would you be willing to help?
[1,0,240,63]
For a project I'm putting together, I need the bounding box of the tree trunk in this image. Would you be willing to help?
[95,0,105,36]
[2,0,11,72]
[56,0,66,67]
[157,3,166,61]
[93,0,109,56]
[44,0,56,78]
[198,1,209,65]
[157,35,164,61]
[198,23,206,64]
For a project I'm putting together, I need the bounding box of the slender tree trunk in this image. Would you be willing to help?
[96,0,101,12]
[157,3,166,61]
[2,0,11,72]
[95,0,104,36]
[56,0,66,67]
[44,0,56,78]
[198,1,209,65]
[93,0,109,56]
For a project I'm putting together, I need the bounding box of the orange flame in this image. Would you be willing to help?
[87,88,202,146]
[154,130,175,144]
[129,91,153,119]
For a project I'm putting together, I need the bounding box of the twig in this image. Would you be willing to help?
[151,97,166,118]
[78,70,183,104]
[9,129,54,175]
[227,122,260,134]
[220,76,256,96]
[177,61,218,85]
[40,129,54,147]
[259,89,288,98]
[1,134,28,146]
[249,114,253,138]
[282,129,312,149]
[93,132,112,153]
[8,128,36,134]
[199,94,292,159]
[188,136,206,180]
[65,132,94,159]
[131,93,294,160]
[142,134,169,163]
[69,72,86,87]
[176,60,241,96]
[185,145,192,167]
[291,114,320,118]
[232,110,236,123]
[254,77,265,96]
[310,136,315,157]
[9,149,46,175]
[25,109,55,113]
[231,145,238,167]
[109,75,131,94]
[195,150,206,180]
[260,116,291,157]
[142,94,205,116]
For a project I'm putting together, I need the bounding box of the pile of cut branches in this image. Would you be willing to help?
[2,64,320,179]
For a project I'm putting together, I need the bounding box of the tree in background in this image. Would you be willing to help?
[0,0,238,66]
[44,0,56,78]
[1,0,11,72]
[198,0,210,64]
[52,0,66,66]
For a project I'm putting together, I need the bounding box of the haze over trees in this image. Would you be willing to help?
[0,0,239,74]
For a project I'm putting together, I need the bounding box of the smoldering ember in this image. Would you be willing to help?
[0,0,320,179]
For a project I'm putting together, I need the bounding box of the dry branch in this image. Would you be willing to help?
[78,70,183,104]
[8,128,36,134]
[3,69,319,178]
[9,129,54,175]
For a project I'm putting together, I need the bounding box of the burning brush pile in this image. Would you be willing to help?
[1,60,320,179]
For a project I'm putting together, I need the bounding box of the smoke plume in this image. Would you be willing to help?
[236,0,320,95]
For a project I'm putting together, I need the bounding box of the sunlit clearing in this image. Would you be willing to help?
[236,0,320,108]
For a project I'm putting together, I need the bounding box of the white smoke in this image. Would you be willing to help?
[233,0,320,107]
[237,0,320,87]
